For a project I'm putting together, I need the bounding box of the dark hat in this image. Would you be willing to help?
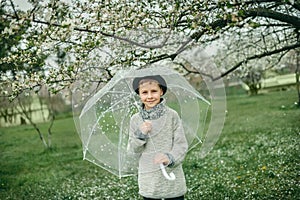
[132,75,167,95]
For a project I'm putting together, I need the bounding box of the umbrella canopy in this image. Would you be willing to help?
[75,66,210,178]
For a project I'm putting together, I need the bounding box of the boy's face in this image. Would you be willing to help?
[138,81,163,110]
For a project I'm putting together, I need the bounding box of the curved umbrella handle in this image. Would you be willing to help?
[160,164,176,181]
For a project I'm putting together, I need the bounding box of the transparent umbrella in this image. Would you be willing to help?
[74,66,210,179]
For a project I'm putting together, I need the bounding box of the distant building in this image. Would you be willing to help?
[261,73,297,90]
[0,94,49,127]
[186,73,297,95]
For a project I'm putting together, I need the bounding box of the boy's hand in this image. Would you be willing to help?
[154,153,170,166]
[140,120,152,134]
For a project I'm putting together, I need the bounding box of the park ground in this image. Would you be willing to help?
[0,88,299,199]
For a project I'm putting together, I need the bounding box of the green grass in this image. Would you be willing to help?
[184,89,299,199]
[0,89,299,199]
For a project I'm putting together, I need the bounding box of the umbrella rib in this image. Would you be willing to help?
[168,84,208,149]
[168,84,211,105]
[117,104,130,178]
[80,90,132,118]
[107,90,131,95]
[115,77,142,177]
[85,94,133,150]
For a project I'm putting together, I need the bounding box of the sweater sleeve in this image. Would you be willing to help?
[127,116,147,154]
[168,111,188,167]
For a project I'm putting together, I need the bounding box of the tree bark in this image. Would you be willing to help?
[296,49,300,107]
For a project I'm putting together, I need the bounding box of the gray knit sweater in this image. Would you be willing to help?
[128,100,188,199]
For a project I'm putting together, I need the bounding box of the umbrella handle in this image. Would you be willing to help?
[159,164,176,181]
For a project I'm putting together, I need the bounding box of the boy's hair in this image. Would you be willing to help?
[132,75,167,95]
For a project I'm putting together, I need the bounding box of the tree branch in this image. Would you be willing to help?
[213,42,300,81]
[9,0,19,20]
[2,13,173,50]
[245,8,300,29]
[99,30,171,49]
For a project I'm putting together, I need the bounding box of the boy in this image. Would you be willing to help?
[128,75,188,200]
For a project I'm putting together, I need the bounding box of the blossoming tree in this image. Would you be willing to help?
[1,0,299,98]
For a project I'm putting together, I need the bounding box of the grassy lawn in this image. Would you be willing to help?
[0,89,299,199]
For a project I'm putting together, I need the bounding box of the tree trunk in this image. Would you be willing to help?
[296,48,300,107]
[17,97,49,148]
[47,115,55,148]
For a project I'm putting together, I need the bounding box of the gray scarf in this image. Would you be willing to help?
[140,99,166,120]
